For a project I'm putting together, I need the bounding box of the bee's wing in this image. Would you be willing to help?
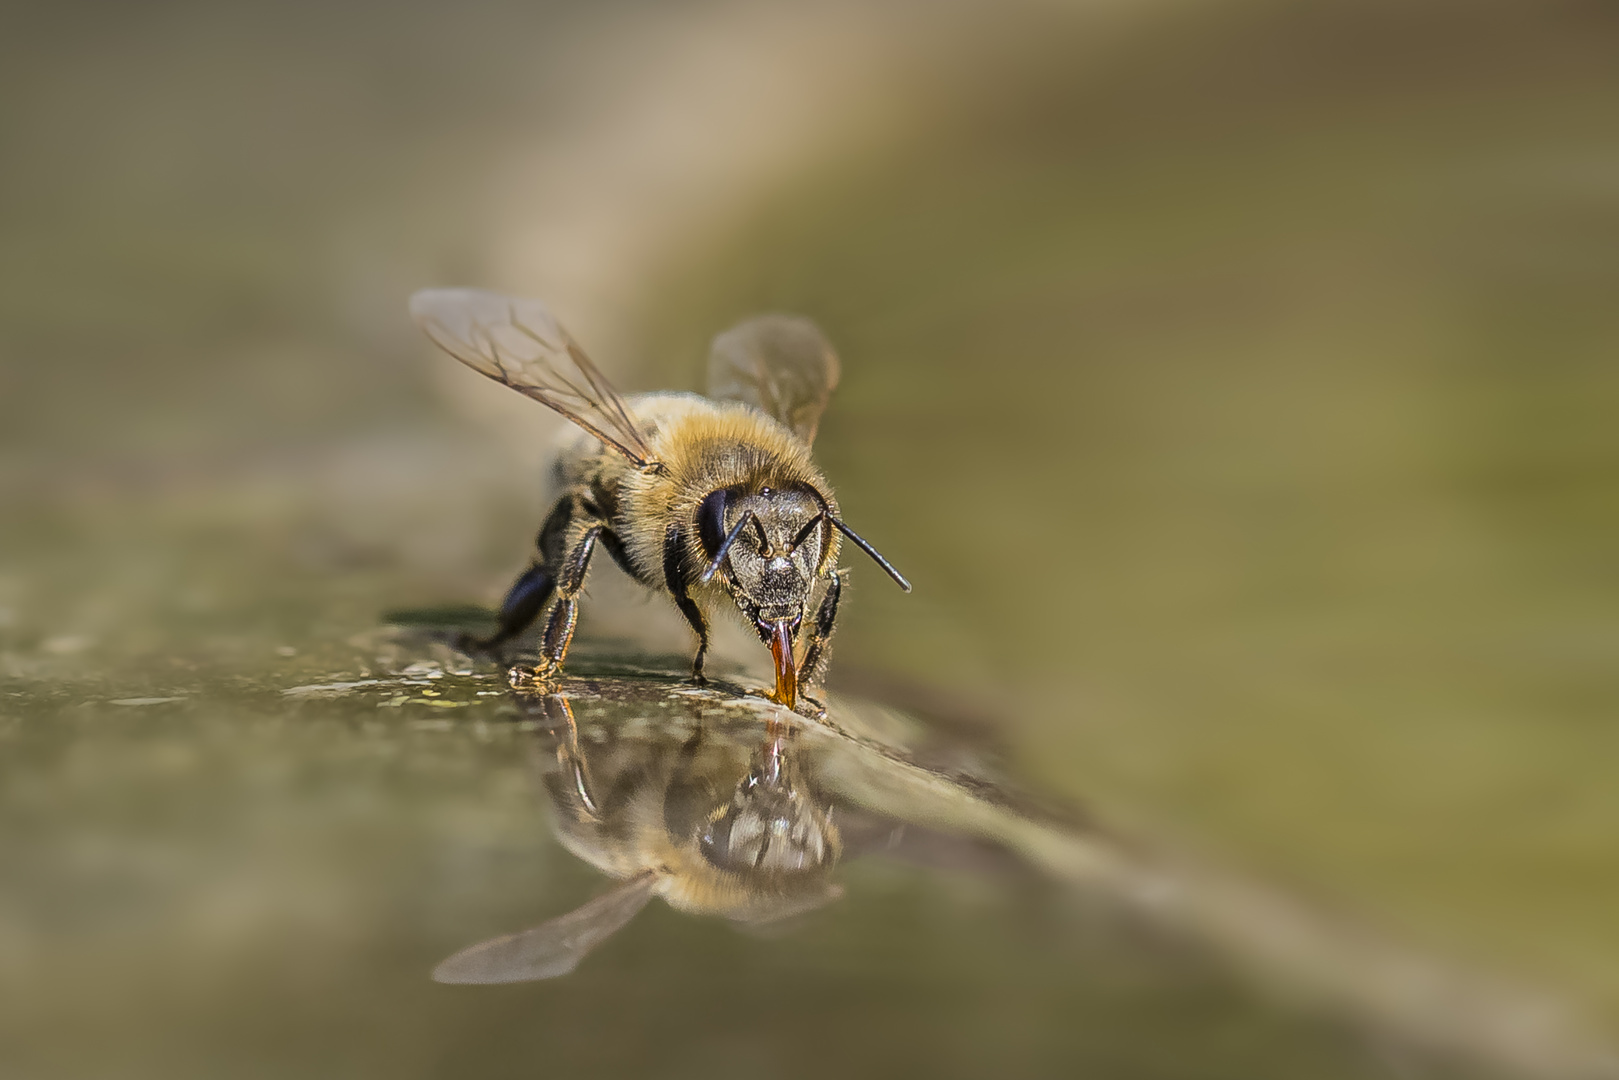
[410,288,657,467]
[432,871,657,984]
[707,314,841,445]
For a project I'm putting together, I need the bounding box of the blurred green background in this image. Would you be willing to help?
[3,0,1619,1076]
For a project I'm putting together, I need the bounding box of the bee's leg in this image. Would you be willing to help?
[796,571,843,714]
[465,562,555,662]
[512,521,603,688]
[662,522,710,685]
[464,496,584,662]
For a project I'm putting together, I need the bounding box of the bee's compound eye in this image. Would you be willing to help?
[697,488,730,559]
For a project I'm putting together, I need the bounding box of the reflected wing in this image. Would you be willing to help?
[432,872,657,984]
[707,315,841,444]
[410,288,656,467]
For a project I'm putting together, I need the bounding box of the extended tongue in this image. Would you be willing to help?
[767,619,797,711]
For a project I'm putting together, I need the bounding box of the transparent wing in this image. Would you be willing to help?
[431,872,657,984]
[410,288,656,467]
[707,314,841,445]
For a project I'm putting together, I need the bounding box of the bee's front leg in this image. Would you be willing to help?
[795,570,843,717]
[662,522,711,686]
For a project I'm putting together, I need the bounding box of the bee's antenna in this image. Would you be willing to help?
[828,516,912,592]
[787,512,825,553]
[700,510,758,584]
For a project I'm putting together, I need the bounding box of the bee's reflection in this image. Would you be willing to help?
[434,693,854,984]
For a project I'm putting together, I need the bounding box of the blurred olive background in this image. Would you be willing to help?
[4,0,1619,1077]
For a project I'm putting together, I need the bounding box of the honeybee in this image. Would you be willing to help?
[433,694,847,983]
[409,288,910,712]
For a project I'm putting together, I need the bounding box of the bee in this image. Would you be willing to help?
[433,694,846,983]
[409,288,910,712]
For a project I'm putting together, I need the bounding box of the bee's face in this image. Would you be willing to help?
[699,483,826,631]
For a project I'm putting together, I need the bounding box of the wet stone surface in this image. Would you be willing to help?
[0,623,1516,1080]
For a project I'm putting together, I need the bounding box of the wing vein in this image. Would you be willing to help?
[706,314,841,444]
[410,288,657,468]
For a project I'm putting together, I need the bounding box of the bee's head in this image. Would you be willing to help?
[698,483,827,624]
[695,481,910,711]
[697,483,829,706]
